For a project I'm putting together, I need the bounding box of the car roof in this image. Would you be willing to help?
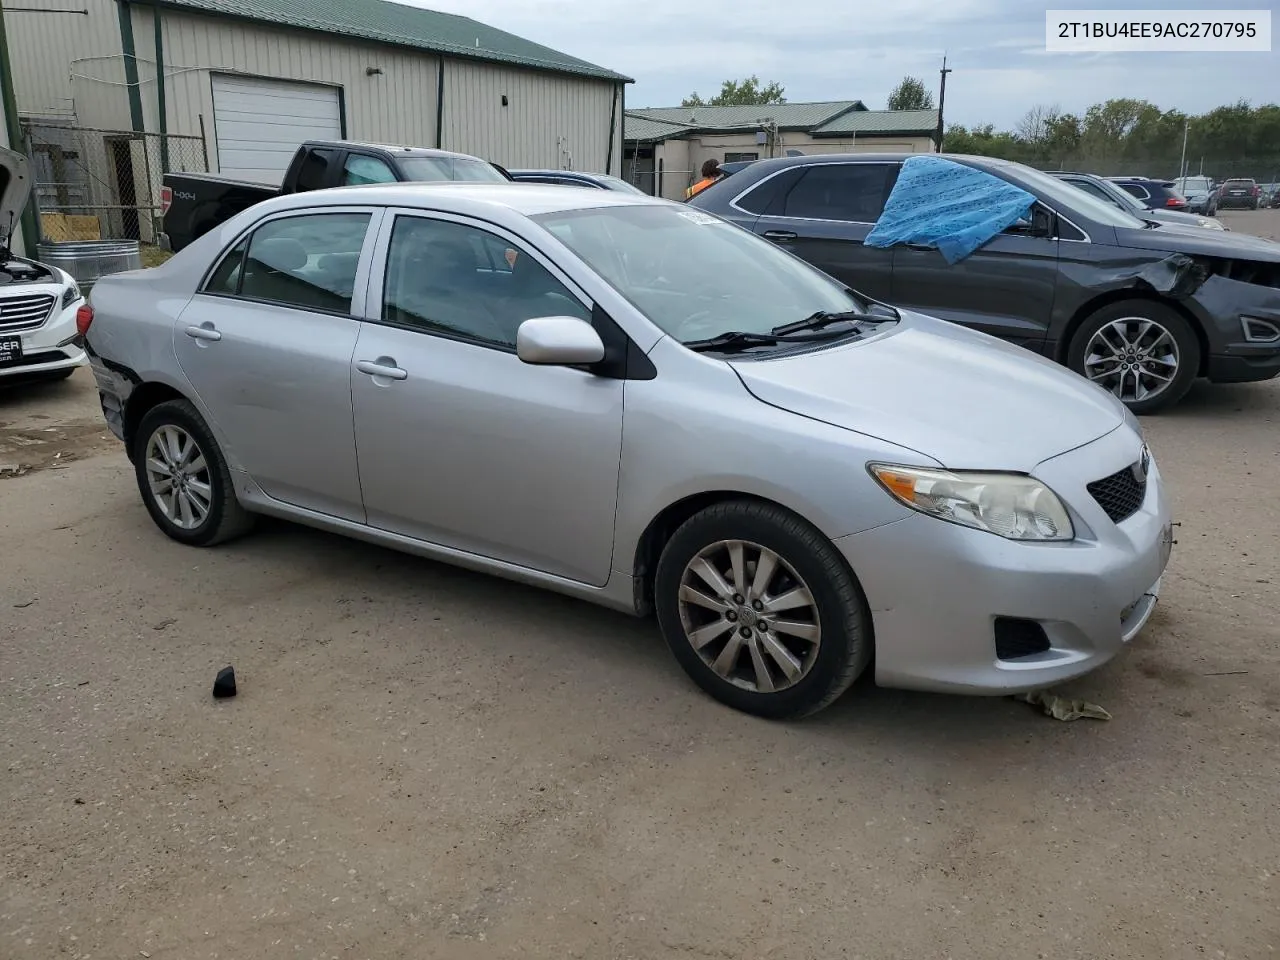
[302,139,491,161]
[508,169,605,179]
[256,181,662,218]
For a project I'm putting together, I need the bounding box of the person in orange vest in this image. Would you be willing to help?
[684,159,723,201]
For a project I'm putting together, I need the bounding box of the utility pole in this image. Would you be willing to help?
[934,55,952,153]
[1178,119,1189,179]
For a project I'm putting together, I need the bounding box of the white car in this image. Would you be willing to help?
[1,147,88,384]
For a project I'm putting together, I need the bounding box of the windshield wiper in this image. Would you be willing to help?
[772,308,896,336]
[684,325,862,354]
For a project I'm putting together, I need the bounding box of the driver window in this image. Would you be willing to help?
[344,154,397,186]
[381,216,591,350]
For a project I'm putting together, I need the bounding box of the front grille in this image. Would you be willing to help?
[0,293,56,333]
[1087,464,1147,524]
[994,617,1051,660]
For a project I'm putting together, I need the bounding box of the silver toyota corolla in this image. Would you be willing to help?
[83,183,1175,719]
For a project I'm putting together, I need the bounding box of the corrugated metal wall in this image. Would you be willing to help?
[136,9,441,169]
[441,60,622,175]
[6,0,122,120]
[8,3,623,177]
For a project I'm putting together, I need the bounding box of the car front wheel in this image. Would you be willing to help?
[1068,300,1200,414]
[654,500,872,719]
[133,399,254,546]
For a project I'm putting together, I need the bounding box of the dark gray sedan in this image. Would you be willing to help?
[688,153,1280,412]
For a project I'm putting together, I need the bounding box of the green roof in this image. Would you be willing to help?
[623,114,696,143]
[628,101,865,132]
[813,108,939,136]
[153,0,631,82]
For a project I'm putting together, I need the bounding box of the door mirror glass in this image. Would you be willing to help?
[516,316,605,366]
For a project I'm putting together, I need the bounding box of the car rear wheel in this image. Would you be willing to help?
[654,500,872,719]
[1068,300,1200,414]
[133,399,254,547]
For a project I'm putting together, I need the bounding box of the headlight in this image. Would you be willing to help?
[1197,218,1225,230]
[61,282,82,309]
[868,464,1075,541]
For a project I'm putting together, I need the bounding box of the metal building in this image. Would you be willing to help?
[5,0,630,240]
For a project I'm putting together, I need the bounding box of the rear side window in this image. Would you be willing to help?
[735,167,805,215]
[1118,182,1149,200]
[205,212,371,314]
[293,148,336,192]
[778,164,895,222]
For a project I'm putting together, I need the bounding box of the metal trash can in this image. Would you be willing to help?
[36,240,143,293]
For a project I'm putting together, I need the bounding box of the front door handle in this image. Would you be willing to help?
[762,230,797,242]
[185,323,221,342]
[356,358,408,381]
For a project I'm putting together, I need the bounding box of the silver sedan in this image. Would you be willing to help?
[83,183,1175,718]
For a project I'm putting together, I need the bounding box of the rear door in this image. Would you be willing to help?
[747,162,899,302]
[889,203,1060,351]
[174,207,379,522]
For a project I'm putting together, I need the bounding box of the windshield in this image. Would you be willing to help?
[532,204,870,344]
[399,157,509,183]
[1178,177,1212,192]
[1012,165,1148,229]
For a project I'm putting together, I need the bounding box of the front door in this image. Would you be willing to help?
[350,211,625,586]
[889,209,1060,350]
[173,208,377,521]
[749,161,899,302]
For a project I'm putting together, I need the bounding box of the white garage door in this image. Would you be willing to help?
[211,74,342,185]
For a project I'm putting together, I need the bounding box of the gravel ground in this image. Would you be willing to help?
[2,210,1279,960]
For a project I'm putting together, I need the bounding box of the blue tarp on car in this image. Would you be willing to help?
[864,155,1037,264]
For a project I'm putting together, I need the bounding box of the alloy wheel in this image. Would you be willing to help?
[1083,316,1180,404]
[677,539,822,694]
[144,424,213,530]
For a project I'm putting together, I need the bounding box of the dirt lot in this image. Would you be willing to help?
[3,211,1279,960]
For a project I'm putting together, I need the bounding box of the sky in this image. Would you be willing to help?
[405,0,1279,129]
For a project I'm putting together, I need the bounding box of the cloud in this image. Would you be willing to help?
[401,0,1280,127]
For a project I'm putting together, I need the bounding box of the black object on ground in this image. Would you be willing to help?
[213,666,237,699]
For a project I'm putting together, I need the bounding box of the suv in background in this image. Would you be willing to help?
[1216,178,1261,210]
[1050,171,1225,230]
[1173,176,1218,215]
[1108,177,1189,211]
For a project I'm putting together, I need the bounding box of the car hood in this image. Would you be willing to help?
[1148,209,1223,229]
[0,146,32,250]
[728,312,1125,472]
[1116,223,1280,260]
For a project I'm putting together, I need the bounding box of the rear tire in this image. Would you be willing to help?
[654,500,872,720]
[133,399,254,547]
[1067,300,1200,414]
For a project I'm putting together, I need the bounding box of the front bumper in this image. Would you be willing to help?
[835,425,1173,695]
[0,302,87,379]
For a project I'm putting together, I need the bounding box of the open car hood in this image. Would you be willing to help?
[0,146,32,250]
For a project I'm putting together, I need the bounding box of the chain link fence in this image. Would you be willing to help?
[20,121,209,245]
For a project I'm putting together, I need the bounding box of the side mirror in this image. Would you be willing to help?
[516,316,605,366]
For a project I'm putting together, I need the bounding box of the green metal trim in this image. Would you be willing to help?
[337,87,347,138]
[153,4,169,171]
[0,2,40,245]
[605,82,618,175]
[435,58,445,148]
[116,0,145,132]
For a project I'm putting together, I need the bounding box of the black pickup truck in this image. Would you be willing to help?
[160,140,512,252]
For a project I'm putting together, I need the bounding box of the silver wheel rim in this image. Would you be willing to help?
[1083,316,1180,404]
[144,425,212,531]
[677,539,822,694]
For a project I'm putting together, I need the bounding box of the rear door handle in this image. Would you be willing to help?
[184,323,221,342]
[762,230,797,242]
[356,358,408,381]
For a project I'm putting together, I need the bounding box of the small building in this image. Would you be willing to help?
[4,0,630,241]
[622,101,938,200]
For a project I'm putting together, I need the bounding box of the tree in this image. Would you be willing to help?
[682,76,786,108]
[1016,104,1063,148]
[887,76,934,111]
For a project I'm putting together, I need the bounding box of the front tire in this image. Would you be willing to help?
[133,399,254,546]
[654,500,872,719]
[1067,300,1200,414]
